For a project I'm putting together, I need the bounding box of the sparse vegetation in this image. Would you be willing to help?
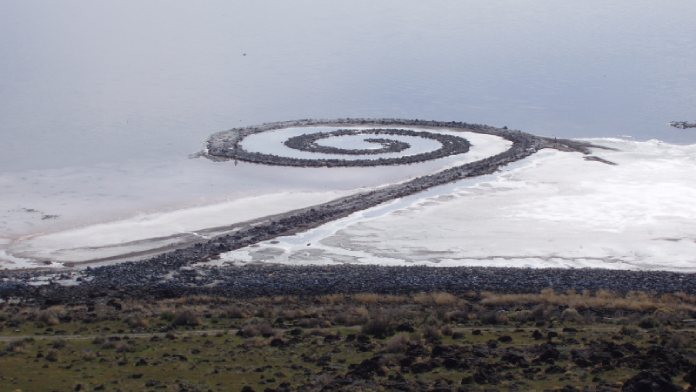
[0,289,695,391]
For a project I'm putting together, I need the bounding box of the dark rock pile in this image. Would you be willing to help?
[2,264,696,304]
[670,121,696,130]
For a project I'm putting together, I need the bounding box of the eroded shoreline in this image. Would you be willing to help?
[3,265,696,305]
[4,118,673,302]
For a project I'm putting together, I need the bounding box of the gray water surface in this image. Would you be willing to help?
[1,0,696,172]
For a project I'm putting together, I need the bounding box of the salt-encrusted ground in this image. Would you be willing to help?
[219,139,696,272]
[2,133,695,272]
[0,128,510,268]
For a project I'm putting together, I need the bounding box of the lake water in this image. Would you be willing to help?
[2,1,696,269]
[1,0,695,173]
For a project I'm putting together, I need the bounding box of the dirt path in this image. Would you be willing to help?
[0,329,233,343]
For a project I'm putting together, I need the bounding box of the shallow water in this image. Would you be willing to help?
[1,1,696,269]
[2,129,510,267]
[1,1,695,173]
[219,139,696,272]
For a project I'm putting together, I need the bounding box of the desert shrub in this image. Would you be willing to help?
[126,316,149,329]
[4,339,28,354]
[51,339,67,350]
[638,316,660,329]
[530,304,549,321]
[620,325,640,337]
[432,292,459,306]
[665,331,691,349]
[446,310,469,323]
[362,316,394,338]
[653,308,679,324]
[318,294,344,304]
[115,342,136,353]
[159,311,175,322]
[295,318,327,328]
[35,309,60,326]
[45,350,59,362]
[413,292,459,306]
[171,310,201,327]
[353,293,380,304]
[269,295,297,305]
[333,306,369,326]
[224,306,247,319]
[479,311,509,325]
[423,325,443,344]
[238,320,274,338]
[100,341,117,350]
[253,306,275,319]
[81,350,97,361]
[509,310,534,323]
[560,308,584,323]
[279,309,307,320]
[384,333,411,353]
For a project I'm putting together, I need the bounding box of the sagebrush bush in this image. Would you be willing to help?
[413,292,459,306]
[333,306,369,326]
[224,306,246,319]
[51,339,67,350]
[620,325,640,337]
[238,320,274,338]
[509,310,534,323]
[479,310,509,325]
[126,316,149,329]
[384,333,411,353]
[446,310,469,323]
[171,310,201,327]
[423,325,443,344]
[362,316,394,338]
[560,308,584,323]
[353,293,380,304]
[35,310,60,326]
[638,316,660,329]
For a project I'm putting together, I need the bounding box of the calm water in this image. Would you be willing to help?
[1,0,696,172]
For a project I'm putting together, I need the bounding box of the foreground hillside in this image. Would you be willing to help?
[1,289,695,391]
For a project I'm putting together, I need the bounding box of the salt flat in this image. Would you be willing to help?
[220,139,696,272]
[0,128,510,268]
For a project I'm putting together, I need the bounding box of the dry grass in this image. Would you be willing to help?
[560,308,584,323]
[352,293,380,304]
[352,293,407,304]
[331,305,369,326]
[383,333,412,353]
[317,294,345,304]
[480,289,696,313]
[171,309,201,327]
[413,292,460,306]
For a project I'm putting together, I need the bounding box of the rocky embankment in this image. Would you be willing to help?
[2,118,672,303]
[670,121,696,129]
[2,264,696,305]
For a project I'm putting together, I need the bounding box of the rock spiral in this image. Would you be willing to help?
[207,120,478,167]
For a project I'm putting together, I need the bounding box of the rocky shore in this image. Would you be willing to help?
[670,121,696,129]
[2,264,696,305]
[2,118,671,304]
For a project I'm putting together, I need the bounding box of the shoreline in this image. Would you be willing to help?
[2,264,696,304]
[5,118,562,274]
[4,119,684,303]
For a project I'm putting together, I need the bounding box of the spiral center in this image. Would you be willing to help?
[284,129,412,156]
[207,121,475,168]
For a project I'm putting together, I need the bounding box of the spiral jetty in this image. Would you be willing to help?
[8,118,687,304]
